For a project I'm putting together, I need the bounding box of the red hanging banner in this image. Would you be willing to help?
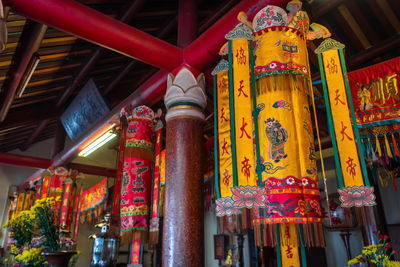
[149,123,162,242]
[40,176,52,199]
[59,180,72,227]
[120,158,152,232]
[73,187,83,241]
[81,177,108,212]
[348,57,400,126]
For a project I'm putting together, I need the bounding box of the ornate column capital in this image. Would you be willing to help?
[164,67,207,121]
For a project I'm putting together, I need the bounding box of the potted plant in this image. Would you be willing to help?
[32,197,76,267]
[3,197,77,267]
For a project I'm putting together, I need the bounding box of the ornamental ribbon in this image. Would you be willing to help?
[15,193,25,216]
[321,49,363,187]
[280,224,300,267]
[212,59,233,198]
[73,187,83,241]
[113,119,127,215]
[160,149,165,185]
[35,181,42,201]
[23,191,34,211]
[40,175,52,199]
[149,121,163,244]
[316,38,376,207]
[59,178,73,227]
[229,36,256,189]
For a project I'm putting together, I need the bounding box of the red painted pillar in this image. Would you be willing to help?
[178,0,197,48]
[162,67,207,266]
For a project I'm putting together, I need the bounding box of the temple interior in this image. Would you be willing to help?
[0,0,399,266]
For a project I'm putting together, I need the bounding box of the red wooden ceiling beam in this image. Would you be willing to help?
[67,162,116,178]
[0,151,116,178]
[0,152,51,169]
[178,0,197,48]
[0,20,47,122]
[3,0,183,71]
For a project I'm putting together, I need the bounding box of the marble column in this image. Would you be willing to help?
[162,67,207,266]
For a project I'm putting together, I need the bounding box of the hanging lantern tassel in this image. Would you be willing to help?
[384,134,393,158]
[391,133,400,157]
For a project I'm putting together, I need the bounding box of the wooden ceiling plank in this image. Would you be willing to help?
[0,21,47,123]
[39,49,92,62]
[25,75,73,88]
[337,4,372,49]
[313,0,346,18]
[366,0,396,37]
[376,0,400,34]
[6,20,25,27]
[0,106,58,132]
[18,86,65,98]
[331,10,365,52]
[345,1,380,46]
[0,124,37,134]
[10,95,58,108]
[41,36,79,46]
[33,63,81,75]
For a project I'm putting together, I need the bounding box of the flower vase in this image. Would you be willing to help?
[42,251,76,267]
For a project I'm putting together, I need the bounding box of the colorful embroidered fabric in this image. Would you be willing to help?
[252,15,322,225]
[253,26,308,79]
[252,5,287,32]
[81,177,108,212]
[120,106,155,233]
[125,106,155,150]
[348,57,400,126]
[254,74,321,224]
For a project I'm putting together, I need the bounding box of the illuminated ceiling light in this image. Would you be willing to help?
[78,131,116,157]
[16,53,40,98]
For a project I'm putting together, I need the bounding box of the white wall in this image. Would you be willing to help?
[205,209,219,267]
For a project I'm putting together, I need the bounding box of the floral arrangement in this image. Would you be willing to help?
[2,197,62,266]
[14,248,46,267]
[3,210,35,249]
[32,197,60,252]
[348,232,399,266]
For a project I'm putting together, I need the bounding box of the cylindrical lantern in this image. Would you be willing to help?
[119,105,155,264]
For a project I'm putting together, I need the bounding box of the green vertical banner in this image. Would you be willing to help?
[315,38,376,208]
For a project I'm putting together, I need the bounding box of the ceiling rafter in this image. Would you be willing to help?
[0,20,47,122]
